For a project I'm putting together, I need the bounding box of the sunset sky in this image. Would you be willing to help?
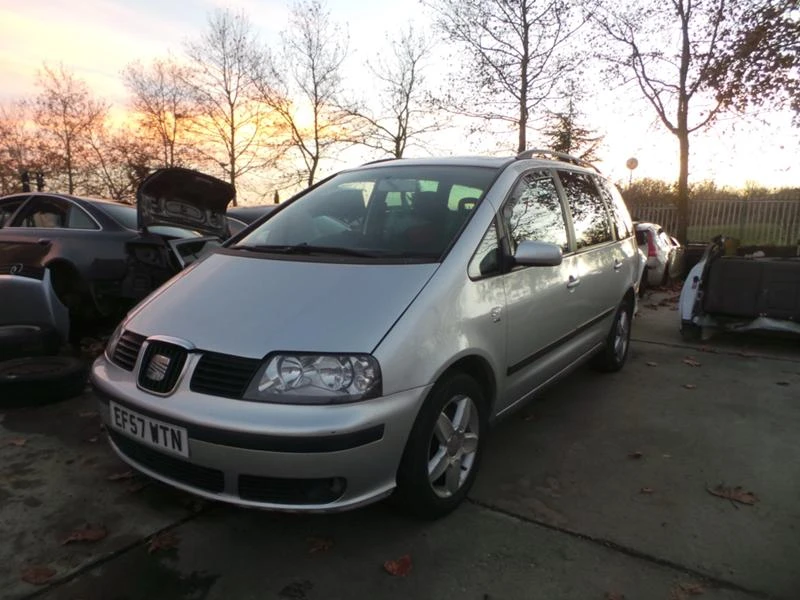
[1,0,797,192]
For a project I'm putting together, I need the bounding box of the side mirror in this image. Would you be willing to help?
[514,240,562,267]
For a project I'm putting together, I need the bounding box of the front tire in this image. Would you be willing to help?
[393,373,487,519]
[593,298,633,372]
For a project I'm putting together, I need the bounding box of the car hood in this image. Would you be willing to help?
[137,168,235,238]
[125,252,439,357]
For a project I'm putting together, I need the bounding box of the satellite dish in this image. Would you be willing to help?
[626,157,639,170]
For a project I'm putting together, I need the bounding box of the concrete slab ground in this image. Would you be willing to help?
[1,288,798,600]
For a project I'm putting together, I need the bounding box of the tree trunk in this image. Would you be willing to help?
[676,130,690,244]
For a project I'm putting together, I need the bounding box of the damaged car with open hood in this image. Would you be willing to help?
[90,151,642,518]
[0,168,238,336]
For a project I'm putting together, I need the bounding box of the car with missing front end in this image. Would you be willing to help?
[91,150,640,519]
[679,235,800,340]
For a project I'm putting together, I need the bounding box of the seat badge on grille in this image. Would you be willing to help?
[145,353,171,382]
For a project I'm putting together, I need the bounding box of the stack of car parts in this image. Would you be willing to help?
[0,245,88,408]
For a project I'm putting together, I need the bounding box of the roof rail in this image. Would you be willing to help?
[360,157,400,166]
[516,148,599,172]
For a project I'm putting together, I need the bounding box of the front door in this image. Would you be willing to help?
[498,170,580,412]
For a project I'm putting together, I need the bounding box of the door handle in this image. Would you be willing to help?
[566,275,581,290]
[613,259,623,271]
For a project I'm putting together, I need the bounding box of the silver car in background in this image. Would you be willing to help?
[91,150,639,518]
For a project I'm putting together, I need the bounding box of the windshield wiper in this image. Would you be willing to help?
[232,243,383,258]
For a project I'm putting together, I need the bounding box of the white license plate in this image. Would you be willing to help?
[109,401,189,458]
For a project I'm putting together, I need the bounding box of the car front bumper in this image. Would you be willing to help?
[91,355,429,512]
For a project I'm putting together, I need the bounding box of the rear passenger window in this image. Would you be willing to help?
[503,171,569,253]
[558,170,613,249]
[595,177,633,240]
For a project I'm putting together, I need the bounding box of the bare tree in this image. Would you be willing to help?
[32,63,108,194]
[426,0,583,153]
[85,125,156,203]
[0,101,45,195]
[184,9,275,203]
[255,0,359,187]
[122,58,197,168]
[592,0,744,243]
[349,27,444,158]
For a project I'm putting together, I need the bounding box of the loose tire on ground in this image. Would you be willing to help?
[0,324,62,362]
[0,356,89,408]
[592,297,633,373]
[393,372,487,519]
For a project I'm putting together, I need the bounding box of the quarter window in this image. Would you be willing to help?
[468,221,501,279]
[558,170,613,249]
[503,171,569,253]
[595,176,633,240]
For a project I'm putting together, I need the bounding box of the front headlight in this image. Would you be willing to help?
[243,353,382,404]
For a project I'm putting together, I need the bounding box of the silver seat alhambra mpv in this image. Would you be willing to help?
[91,150,640,519]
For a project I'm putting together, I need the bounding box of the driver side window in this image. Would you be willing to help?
[502,172,569,254]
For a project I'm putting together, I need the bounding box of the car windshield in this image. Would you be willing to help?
[234,165,498,260]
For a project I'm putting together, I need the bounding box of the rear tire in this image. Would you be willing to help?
[593,298,633,372]
[393,373,487,519]
[0,356,89,408]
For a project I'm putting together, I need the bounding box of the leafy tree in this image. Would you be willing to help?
[591,0,797,244]
[541,92,602,162]
[425,0,583,153]
[708,0,800,123]
[32,63,108,194]
[254,0,358,187]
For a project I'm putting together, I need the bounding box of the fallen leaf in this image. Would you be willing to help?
[639,487,654,494]
[683,384,696,390]
[775,381,790,386]
[126,481,148,494]
[662,453,672,459]
[147,531,179,553]
[683,357,702,367]
[106,470,134,482]
[85,437,98,443]
[628,451,643,459]
[680,582,706,595]
[605,593,626,600]
[670,581,706,599]
[383,554,412,577]
[78,411,98,418]
[645,361,658,367]
[5,437,27,447]
[62,525,108,545]
[707,484,758,506]
[20,565,56,585]
[307,536,334,554]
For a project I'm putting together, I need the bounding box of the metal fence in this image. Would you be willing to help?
[629,192,800,245]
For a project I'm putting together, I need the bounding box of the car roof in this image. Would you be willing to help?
[354,153,602,176]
